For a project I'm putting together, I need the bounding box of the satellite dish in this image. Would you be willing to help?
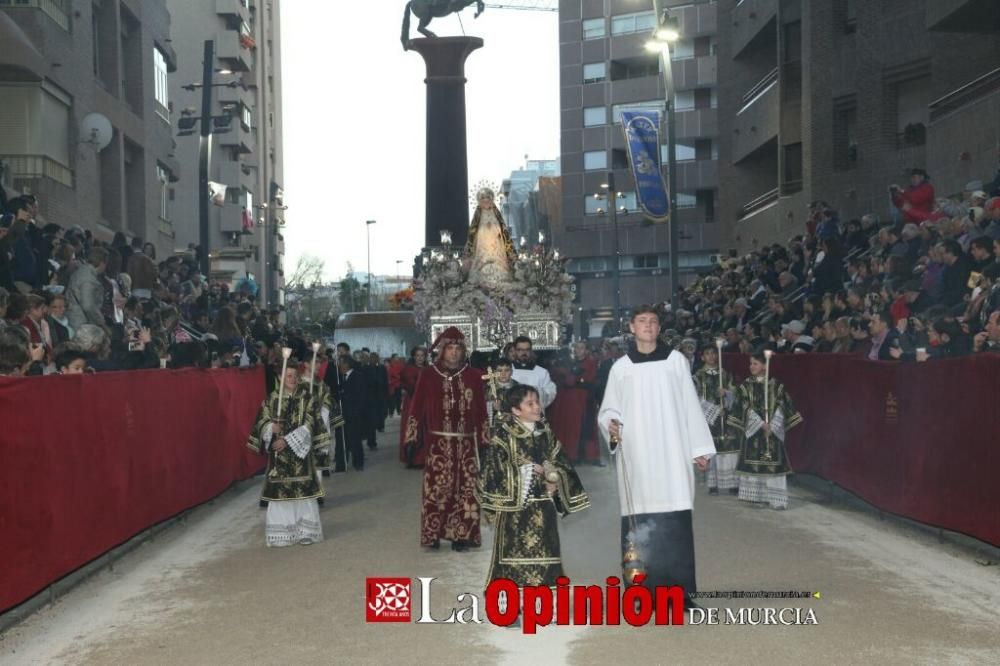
[80,113,113,151]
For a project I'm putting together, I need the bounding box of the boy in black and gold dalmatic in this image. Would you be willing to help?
[248,361,328,546]
[476,385,589,589]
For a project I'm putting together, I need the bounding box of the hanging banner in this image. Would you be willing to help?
[620,110,670,222]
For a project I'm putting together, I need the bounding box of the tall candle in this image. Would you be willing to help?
[277,347,292,419]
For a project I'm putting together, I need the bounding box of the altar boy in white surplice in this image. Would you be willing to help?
[598,306,715,609]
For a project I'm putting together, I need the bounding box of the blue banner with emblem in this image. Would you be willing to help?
[620,110,670,222]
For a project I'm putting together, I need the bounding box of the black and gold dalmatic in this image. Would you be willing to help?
[476,416,589,588]
[727,377,803,476]
[692,367,738,453]
[309,379,343,472]
[247,385,329,501]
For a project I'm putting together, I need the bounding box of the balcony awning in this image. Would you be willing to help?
[0,11,46,81]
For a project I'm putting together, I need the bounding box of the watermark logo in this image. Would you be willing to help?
[366,577,412,623]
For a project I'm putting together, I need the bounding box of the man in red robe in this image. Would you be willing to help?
[404,328,488,551]
[548,341,601,464]
[398,346,429,467]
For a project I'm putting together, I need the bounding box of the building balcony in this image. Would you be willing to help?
[732,68,779,163]
[926,0,1000,33]
[929,67,1000,124]
[0,154,73,188]
[675,159,718,191]
[729,0,777,58]
[672,55,717,91]
[0,0,71,31]
[217,116,255,155]
[215,29,252,72]
[737,187,778,221]
[217,159,245,188]
[219,204,246,233]
[215,0,250,22]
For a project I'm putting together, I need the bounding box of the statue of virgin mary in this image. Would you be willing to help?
[465,188,516,290]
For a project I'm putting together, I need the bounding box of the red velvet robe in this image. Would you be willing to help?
[404,361,488,546]
[398,363,427,465]
[548,356,600,462]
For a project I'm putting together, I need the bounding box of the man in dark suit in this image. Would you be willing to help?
[357,350,380,450]
[338,355,368,471]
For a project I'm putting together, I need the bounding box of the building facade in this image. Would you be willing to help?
[0,0,178,255]
[500,158,560,243]
[717,0,1000,252]
[557,0,721,336]
[167,0,285,306]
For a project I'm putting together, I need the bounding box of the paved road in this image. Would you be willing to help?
[3,417,998,665]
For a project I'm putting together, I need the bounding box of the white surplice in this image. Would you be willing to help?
[598,349,716,516]
[512,365,557,409]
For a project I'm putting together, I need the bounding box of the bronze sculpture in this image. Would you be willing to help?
[401,0,486,50]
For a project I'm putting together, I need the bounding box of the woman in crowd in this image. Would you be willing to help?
[45,293,73,347]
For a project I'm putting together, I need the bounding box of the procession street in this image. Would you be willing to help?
[2,418,998,666]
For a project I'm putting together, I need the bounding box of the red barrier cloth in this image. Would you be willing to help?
[0,367,266,612]
[722,353,1000,546]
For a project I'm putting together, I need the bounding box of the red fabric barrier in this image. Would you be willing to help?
[0,367,266,612]
[722,354,1000,547]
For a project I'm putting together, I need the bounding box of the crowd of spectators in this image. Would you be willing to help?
[656,168,1000,362]
[0,190,293,378]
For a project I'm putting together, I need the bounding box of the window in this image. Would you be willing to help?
[893,76,929,146]
[677,192,697,209]
[617,191,638,211]
[674,90,695,111]
[583,106,607,127]
[611,11,656,36]
[584,151,607,171]
[582,18,605,40]
[782,21,802,63]
[633,255,659,269]
[833,98,858,171]
[154,47,169,117]
[91,8,100,77]
[671,39,695,61]
[697,189,716,222]
[585,195,606,215]
[668,142,696,162]
[0,81,73,184]
[241,103,253,131]
[568,257,612,272]
[583,62,606,84]
[157,164,171,221]
[783,143,803,189]
[612,100,663,123]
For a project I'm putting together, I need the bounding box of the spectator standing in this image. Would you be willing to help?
[66,247,109,333]
[891,168,935,223]
[126,239,158,299]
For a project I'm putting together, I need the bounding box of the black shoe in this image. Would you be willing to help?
[322,470,331,477]
[317,497,325,506]
[708,487,719,495]
[427,540,440,550]
[333,467,346,473]
[259,499,268,508]
[451,540,469,552]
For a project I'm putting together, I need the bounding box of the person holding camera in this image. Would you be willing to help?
[890,168,935,224]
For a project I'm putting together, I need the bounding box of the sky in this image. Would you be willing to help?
[280,2,560,282]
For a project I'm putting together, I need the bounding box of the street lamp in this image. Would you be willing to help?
[366,220,376,311]
[593,173,623,334]
[647,5,682,308]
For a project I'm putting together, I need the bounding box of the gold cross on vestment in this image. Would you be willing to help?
[482,367,500,403]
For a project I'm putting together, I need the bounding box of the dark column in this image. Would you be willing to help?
[409,37,484,249]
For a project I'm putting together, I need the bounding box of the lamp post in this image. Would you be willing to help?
[197,40,215,280]
[366,219,376,311]
[594,173,622,334]
[647,2,681,308]
[395,259,402,282]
